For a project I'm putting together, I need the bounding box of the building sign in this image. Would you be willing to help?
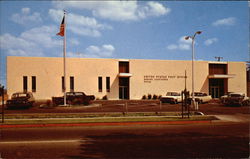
[144,75,187,83]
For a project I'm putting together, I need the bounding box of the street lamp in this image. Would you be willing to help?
[185,31,202,111]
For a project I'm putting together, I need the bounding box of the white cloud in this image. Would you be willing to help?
[178,44,190,50]
[21,8,30,14]
[167,44,177,50]
[167,36,192,51]
[81,44,115,58]
[49,9,112,37]
[0,33,43,56]
[179,36,192,44]
[11,7,42,26]
[52,1,170,21]
[20,25,61,48]
[212,17,236,26]
[0,25,62,56]
[204,38,218,46]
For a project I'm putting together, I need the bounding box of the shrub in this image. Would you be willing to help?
[153,94,158,100]
[102,95,108,100]
[147,94,152,100]
[142,95,147,99]
[158,95,162,99]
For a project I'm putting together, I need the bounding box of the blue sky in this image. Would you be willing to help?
[0,1,249,86]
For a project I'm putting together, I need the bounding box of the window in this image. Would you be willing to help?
[119,62,129,73]
[106,77,110,92]
[70,76,74,92]
[23,76,27,92]
[32,76,36,92]
[62,76,65,92]
[209,64,227,75]
[98,76,102,92]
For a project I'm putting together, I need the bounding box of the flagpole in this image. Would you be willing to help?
[63,10,67,106]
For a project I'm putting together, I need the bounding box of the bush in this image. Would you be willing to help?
[153,94,158,100]
[147,94,152,100]
[158,95,162,99]
[142,95,147,99]
[102,95,108,100]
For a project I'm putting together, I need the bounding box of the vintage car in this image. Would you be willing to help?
[223,92,249,106]
[52,92,95,106]
[220,92,233,104]
[160,92,182,104]
[191,92,212,104]
[6,92,35,109]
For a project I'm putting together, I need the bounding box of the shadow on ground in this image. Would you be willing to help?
[66,132,249,159]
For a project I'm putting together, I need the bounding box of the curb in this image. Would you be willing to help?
[0,120,212,128]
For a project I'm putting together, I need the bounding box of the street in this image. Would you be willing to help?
[0,121,249,158]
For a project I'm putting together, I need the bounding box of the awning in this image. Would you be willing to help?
[118,73,132,77]
[208,74,235,79]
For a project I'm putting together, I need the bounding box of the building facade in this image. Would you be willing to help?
[7,56,247,100]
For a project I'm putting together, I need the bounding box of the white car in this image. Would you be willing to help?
[220,92,233,104]
[160,92,182,104]
[192,92,212,104]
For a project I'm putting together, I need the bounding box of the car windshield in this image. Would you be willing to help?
[12,93,28,98]
[67,92,74,96]
[166,92,180,96]
[194,93,203,96]
[230,94,242,97]
[67,92,83,96]
[75,92,83,96]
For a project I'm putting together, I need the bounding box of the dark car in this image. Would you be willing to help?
[6,92,35,109]
[223,92,249,106]
[52,92,95,106]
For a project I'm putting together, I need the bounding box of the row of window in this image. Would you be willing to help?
[22,76,111,93]
[62,76,110,92]
[23,76,36,92]
[98,77,110,92]
[61,76,75,92]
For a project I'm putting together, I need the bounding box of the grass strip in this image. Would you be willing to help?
[1,116,217,125]
[3,112,193,119]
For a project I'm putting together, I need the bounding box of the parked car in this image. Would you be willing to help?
[223,92,249,106]
[6,92,35,109]
[191,92,212,104]
[220,92,233,104]
[52,92,95,106]
[160,92,182,104]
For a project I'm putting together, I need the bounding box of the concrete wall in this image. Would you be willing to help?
[7,57,119,100]
[130,59,209,99]
[227,62,247,95]
[7,56,247,100]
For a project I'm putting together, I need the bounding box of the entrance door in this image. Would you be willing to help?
[209,79,227,98]
[210,86,220,98]
[119,78,129,99]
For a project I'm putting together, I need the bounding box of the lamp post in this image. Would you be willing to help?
[185,31,202,111]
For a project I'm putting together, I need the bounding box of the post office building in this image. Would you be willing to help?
[7,56,247,100]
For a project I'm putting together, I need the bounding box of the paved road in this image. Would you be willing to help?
[0,121,249,158]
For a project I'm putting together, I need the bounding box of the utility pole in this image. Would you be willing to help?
[0,84,4,123]
[215,56,223,61]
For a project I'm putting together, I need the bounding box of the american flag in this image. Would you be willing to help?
[56,15,65,37]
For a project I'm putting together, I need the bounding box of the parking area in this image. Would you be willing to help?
[3,99,249,115]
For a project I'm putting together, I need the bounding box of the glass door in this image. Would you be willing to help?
[210,86,220,98]
[119,78,129,99]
